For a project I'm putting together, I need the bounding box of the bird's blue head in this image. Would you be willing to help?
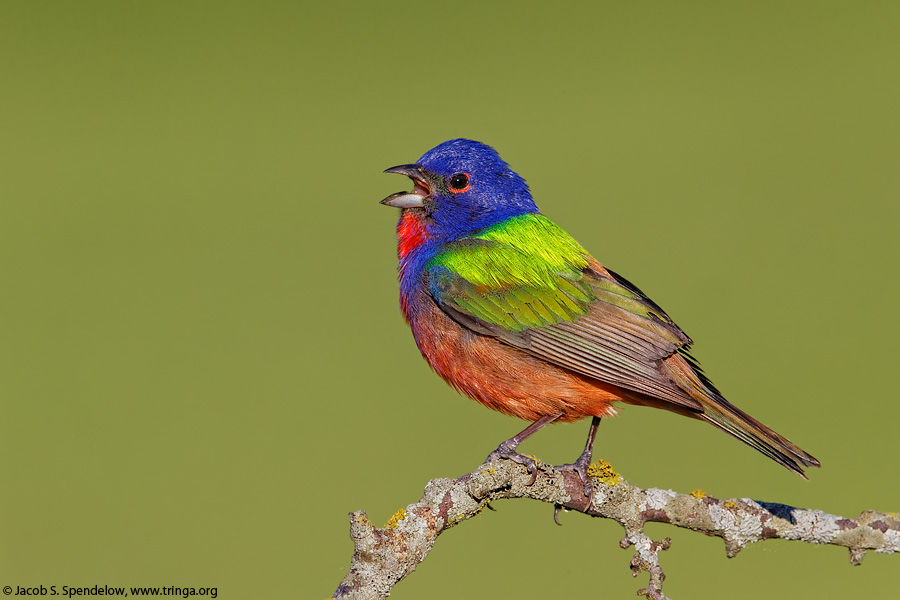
[381,139,538,242]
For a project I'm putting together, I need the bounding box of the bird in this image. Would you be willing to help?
[380,139,819,495]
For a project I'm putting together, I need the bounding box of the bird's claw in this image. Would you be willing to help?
[485,444,540,485]
[556,455,595,505]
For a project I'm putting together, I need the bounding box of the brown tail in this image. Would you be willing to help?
[697,392,820,478]
[664,353,820,478]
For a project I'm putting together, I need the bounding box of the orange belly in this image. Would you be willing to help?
[406,289,631,423]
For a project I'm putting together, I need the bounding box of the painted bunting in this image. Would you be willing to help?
[381,139,818,493]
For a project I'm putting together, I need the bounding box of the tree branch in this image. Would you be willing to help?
[331,456,899,600]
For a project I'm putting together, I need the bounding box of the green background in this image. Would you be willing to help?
[2,2,898,598]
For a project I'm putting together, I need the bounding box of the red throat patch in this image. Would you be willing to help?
[397,210,428,261]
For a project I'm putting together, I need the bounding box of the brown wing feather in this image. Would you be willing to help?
[508,268,703,410]
[441,262,705,411]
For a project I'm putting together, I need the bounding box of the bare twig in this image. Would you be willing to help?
[331,456,899,600]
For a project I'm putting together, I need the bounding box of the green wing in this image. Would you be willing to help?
[426,213,594,330]
[426,213,701,409]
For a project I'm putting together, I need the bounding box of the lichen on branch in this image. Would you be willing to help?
[331,456,899,600]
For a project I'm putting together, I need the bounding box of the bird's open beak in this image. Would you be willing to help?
[381,164,430,208]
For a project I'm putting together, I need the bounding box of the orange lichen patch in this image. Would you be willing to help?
[587,459,622,486]
[723,501,737,509]
[384,508,408,529]
[690,489,707,499]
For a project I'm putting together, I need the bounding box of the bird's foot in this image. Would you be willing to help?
[482,415,562,486]
[484,441,540,486]
[554,415,601,510]
[555,453,595,504]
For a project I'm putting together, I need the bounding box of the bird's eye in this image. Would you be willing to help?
[448,173,470,193]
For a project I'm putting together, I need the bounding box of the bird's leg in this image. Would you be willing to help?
[557,416,602,500]
[485,414,562,485]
